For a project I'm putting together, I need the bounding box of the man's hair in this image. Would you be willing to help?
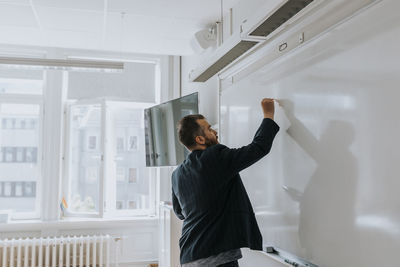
[177,114,205,148]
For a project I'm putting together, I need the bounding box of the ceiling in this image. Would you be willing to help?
[0,0,240,55]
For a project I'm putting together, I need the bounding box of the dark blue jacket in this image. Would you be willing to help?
[172,118,280,264]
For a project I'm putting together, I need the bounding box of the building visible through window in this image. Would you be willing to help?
[0,103,41,214]
[66,102,154,216]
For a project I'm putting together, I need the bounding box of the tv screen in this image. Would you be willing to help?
[144,92,198,166]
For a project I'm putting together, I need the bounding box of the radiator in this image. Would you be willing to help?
[0,235,114,267]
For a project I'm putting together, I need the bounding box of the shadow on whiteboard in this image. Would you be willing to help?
[281,99,357,264]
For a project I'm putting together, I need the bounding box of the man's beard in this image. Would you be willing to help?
[204,137,218,148]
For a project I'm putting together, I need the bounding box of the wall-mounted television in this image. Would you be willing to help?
[144,92,199,166]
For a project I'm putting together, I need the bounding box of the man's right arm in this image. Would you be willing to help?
[217,99,279,176]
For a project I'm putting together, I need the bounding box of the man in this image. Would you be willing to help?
[172,98,280,267]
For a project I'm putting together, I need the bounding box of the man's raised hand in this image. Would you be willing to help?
[261,98,275,120]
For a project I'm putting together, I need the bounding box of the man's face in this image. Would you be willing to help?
[196,119,219,147]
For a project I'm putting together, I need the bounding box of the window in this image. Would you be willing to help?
[0,55,161,222]
[64,101,156,217]
[110,104,154,215]
[66,104,102,214]
[0,105,42,216]
[0,78,43,95]
[87,136,97,150]
[0,69,44,219]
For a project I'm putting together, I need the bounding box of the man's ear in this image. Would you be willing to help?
[195,135,205,145]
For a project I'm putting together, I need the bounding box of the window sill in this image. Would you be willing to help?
[0,216,158,233]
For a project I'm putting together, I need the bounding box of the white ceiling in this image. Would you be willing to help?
[0,0,241,55]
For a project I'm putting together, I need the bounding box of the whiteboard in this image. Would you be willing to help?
[220,0,400,266]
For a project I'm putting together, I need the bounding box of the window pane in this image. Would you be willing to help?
[68,62,155,101]
[0,103,41,213]
[68,105,101,213]
[111,107,151,211]
[0,68,43,95]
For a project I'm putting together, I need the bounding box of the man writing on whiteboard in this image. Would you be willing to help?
[172,98,279,267]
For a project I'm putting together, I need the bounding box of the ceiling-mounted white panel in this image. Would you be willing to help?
[0,0,242,55]
[0,3,38,28]
[0,0,30,4]
[102,33,193,55]
[0,26,43,46]
[103,12,196,53]
[36,6,103,33]
[43,29,100,50]
[124,14,200,39]
[33,0,103,11]
[108,0,221,22]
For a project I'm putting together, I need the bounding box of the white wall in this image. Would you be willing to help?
[181,53,219,126]
[0,219,159,265]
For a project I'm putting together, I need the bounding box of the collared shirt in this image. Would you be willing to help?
[182,249,242,267]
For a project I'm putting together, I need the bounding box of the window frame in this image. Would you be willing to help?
[63,99,157,219]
